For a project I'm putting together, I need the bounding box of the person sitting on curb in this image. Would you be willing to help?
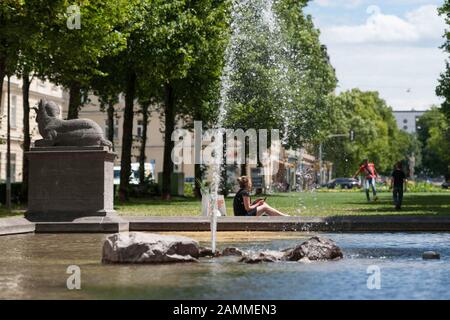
[233,176,289,216]
[353,158,379,202]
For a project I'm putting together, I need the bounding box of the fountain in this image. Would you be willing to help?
[208,0,294,252]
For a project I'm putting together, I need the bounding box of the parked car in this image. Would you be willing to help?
[442,181,450,189]
[327,178,361,189]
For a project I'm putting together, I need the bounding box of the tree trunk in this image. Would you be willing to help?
[0,57,5,111]
[119,71,136,201]
[139,103,149,186]
[193,111,202,199]
[220,136,228,196]
[67,82,81,119]
[240,139,248,176]
[107,102,115,150]
[194,163,202,199]
[161,83,175,200]
[21,73,31,202]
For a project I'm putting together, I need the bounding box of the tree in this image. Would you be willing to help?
[0,0,22,107]
[138,102,150,186]
[0,1,42,197]
[91,55,124,150]
[222,0,337,171]
[276,0,337,149]
[435,1,450,177]
[26,0,129,119]
[172,2,229,198]
[139,0,229,199]
[324,89,416,177]
[416,107,450,176]
[437,0,450,120]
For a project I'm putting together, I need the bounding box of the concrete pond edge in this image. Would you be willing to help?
[2,215,450,236]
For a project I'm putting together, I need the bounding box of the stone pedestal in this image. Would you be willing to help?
[26,146,117,222]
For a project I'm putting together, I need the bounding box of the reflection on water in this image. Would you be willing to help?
[0,232,450,299]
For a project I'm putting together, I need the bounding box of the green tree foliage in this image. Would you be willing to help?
[276,0,337,148]
[324,89,418,177]
[0,0,25,107]
[26,0,130,119]
[416,107,450,177]
[434,1,450,177]
[139,0,229,199]
[222,0,336,155]
[437,0,450,120]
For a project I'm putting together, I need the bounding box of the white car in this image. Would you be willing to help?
[113,162,155,185]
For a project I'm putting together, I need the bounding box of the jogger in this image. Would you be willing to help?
[353,159,379,202]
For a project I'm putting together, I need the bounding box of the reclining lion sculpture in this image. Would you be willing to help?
[33,99,112,148]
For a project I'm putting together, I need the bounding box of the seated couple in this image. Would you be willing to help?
[233,176,289,217]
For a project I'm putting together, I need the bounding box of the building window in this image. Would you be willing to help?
[10,96,17,128]
[137,120,144,137]
[403,125,408,130]
[403,119,408,124]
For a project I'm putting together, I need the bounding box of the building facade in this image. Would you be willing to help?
[0,77,68,182]
[393,110,426,134]
[1,77,319,190]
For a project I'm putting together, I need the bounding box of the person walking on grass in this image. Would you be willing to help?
[233,176,289,216]
[353,159,379,202]
[391,161,407,210]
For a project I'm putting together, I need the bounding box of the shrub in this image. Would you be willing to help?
[0,183,26,204]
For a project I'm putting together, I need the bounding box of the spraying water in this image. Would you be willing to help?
[209,0,294,252]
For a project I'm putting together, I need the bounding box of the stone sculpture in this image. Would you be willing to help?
[33,99,112,148]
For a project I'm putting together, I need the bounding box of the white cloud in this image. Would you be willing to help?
[321,5,445,44]
[328,44,446,110]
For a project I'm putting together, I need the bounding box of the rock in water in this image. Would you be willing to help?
[222,247,245,257]
[240,251,286,264]
[422,251,440,260]
[284,236,343,261]
[102,232,200,264]
[198,246,221,257]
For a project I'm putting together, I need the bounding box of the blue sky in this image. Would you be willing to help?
[304,0,447,110]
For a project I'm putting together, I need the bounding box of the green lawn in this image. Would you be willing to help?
[2,191,450,218]
[115,191,450,217]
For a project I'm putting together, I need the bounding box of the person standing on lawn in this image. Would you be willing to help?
[391,161,407,210]
[353,159,379,202]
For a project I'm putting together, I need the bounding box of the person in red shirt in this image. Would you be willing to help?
[353,159,379,202]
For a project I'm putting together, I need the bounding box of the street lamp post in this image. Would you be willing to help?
[6,75,11,210]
